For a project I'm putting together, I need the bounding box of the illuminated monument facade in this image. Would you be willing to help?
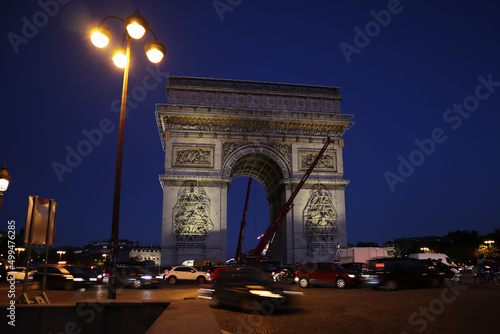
[156,77,354,265]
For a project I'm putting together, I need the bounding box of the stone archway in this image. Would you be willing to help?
[156,76,354,265]
[223,143,290,197]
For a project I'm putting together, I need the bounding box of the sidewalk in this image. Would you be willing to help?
[146,299,222,334]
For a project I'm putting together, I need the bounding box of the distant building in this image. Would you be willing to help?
[129,245,161,266]
[81,239,141,263]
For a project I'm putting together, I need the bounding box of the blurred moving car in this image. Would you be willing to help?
[164,266,208,284]
[463,261,474,271]
[7,267,36,281]
[259,260,281,274]
[205,267,233,282]
[0,266,8,282]
[115,266,161,289]
[206,266,261,282]
[341,262,370,279]
[272,266,296,284]
[295,262,362,288]
[365,257,446,290]
[62,265,98,289]
[31,265,75,290]
[199,269,302,313]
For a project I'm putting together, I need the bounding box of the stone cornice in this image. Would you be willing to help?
[167,76,341,97]
[156,106,354,138]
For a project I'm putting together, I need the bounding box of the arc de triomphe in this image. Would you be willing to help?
[155,76,354,265]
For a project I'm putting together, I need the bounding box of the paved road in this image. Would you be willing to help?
[1,273,499,333]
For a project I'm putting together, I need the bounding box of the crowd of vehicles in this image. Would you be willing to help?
[4,253,498,298]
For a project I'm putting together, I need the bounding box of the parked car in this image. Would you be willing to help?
[294,262,362,288]
[164,266,208,284]
[199,269,301,313]
[31,265,75,290]
[365,257,446,290]
[114,266,161,289]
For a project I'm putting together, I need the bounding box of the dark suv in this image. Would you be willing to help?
[366,257,446,290]
[294,262,362,288]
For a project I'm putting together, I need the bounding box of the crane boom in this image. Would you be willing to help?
[235,177,252,263]
[252,137,336,260]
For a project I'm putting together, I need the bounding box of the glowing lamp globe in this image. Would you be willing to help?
[112,47,127,68]
[125,12,148,39]
[145,41,166,63]
[0,165,11,192]
[90,25,112,48]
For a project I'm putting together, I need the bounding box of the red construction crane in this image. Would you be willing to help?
[240,136,336,264]
[235,177,252,263]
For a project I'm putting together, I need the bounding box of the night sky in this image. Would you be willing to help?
[1,1,500,259]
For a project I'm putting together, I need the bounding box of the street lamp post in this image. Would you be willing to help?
[0,164,12,216]
[15,247,25,266]
[484,240,495,249]
[57,250,66,261]
[89,10,165,299]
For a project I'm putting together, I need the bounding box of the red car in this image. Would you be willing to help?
[206,266,261,282]
[205,267,233,282]
[295,262,362,289]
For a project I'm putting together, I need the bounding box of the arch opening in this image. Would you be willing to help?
[225,150,288,261]
[227,177,269,259]
[229,151,285,198]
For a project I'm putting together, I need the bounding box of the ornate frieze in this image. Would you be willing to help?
[299,149,337,172]
[160,115,346,138]
[172,145,214,168]
[168,89,341,113]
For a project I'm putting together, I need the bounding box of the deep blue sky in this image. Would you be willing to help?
[1,1,499,258]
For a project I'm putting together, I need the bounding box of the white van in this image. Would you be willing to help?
[408,253,457,267]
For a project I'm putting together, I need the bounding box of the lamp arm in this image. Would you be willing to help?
[100,16,125,25]
[147,28,159,41]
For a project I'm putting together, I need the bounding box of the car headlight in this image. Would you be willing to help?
[248,290,283,298]
[142,275,152,280]
[73,278,84,282]
[348,274,356,278]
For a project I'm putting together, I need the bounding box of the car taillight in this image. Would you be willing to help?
[375,263,384,268]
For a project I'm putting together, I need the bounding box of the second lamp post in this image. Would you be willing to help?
[90,10,165,299]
